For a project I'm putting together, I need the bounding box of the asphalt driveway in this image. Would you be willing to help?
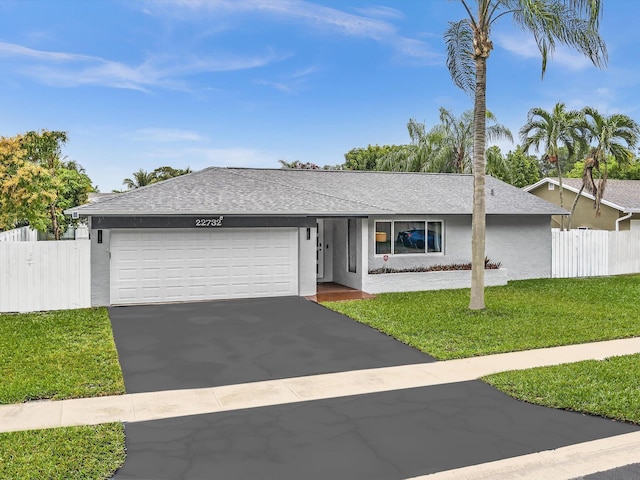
[108,296,434,393]
[109,297,639,479]
[112,381,638,480]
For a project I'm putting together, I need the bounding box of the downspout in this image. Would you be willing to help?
[616,212,633,231]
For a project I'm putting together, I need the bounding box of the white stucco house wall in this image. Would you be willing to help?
[66,167,566,307]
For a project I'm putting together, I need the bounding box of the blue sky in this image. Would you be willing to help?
[0,0,638,192]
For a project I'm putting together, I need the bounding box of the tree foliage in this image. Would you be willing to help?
[122,166,192,190]
[0,130,93,239]
[580,108,640,214]
[520,102,587,228]
[343,145,405,170]
[374,109,511,174]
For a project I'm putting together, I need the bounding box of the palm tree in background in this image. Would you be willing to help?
[434,107,512,173]
[122,166,192,190]
[123,169,158,190]
[520,102,587,229]
[445,0,606,309]
[377,118,448,172]
[568,108,640,224]
[379,109,511,173]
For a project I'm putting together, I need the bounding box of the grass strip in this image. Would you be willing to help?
[0,423,125,480]
[0,308,125,404]
[324,276,640,359]
[484,354,640,425]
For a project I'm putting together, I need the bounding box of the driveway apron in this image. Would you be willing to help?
[109,296,434,394]
[112,381,638,480]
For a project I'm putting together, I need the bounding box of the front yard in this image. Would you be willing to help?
[1,276,639,478]
[0,308,125,479]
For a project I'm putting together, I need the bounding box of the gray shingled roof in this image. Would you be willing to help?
[68,167,566,216]
[532,178,640,212]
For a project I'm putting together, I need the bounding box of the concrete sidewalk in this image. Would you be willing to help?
[2,336,640,480]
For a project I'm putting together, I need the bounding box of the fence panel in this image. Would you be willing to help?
[552,229,640,278]
[0,226,38,242]
[0,240,90,313]
[608,230,640,275]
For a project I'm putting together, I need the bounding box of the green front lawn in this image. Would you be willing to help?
[0,423,125,480]
[324,276,640,360]
[0,308,125,404]
[0,308,126,478]
[484,354,640,425]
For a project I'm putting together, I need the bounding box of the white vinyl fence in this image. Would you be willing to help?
[0,240,91,313]
[552,229,640,278]
[0,226,38,242]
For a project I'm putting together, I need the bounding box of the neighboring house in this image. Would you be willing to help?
[525,178,640,231]
[67,168,564,307]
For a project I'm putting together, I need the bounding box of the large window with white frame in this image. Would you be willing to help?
[375,220,443,255]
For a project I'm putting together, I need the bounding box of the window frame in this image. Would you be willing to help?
[374,219,444,256]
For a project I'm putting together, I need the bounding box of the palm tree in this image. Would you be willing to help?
[520,102,587,229]
[434,107,512,173]
[123,169,157,190]
[377,118,448,172]
[379,110,511,173]
[568,108,640,224]
[445,0,606,310]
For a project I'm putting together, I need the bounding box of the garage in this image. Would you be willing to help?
[110,228,298,305]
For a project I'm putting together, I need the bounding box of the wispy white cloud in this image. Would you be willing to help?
[255,64,320,94]
[352,6,404,20]
[494,33,592,71]
[0,41,288,91]
[143,0,439,64]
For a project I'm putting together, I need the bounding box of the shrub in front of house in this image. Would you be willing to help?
[369,258,502,275]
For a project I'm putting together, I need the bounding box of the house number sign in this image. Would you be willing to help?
[195,216,224,227]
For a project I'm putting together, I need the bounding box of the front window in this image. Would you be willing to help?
[375,221,391,254]
[375,220,443,255]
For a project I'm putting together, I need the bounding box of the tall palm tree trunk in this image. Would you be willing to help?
[470,55,487,310]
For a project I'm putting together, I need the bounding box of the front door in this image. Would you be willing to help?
[316,219,324,279]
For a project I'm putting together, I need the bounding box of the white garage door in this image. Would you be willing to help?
[110,228,298,305]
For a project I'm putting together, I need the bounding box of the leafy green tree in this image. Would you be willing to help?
[0,135,51,232]
[343,145,405,170]
[0,130,93,239]
[486,146,540,187]
[278,160,321,170]
[506,147,540,188]
[445,0,606,309]
[55,161,94,235]
[568,157,640,180]
[152,166,192,181]
[485,146,508,181]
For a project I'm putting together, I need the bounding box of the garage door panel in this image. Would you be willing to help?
[110,228,298,305]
